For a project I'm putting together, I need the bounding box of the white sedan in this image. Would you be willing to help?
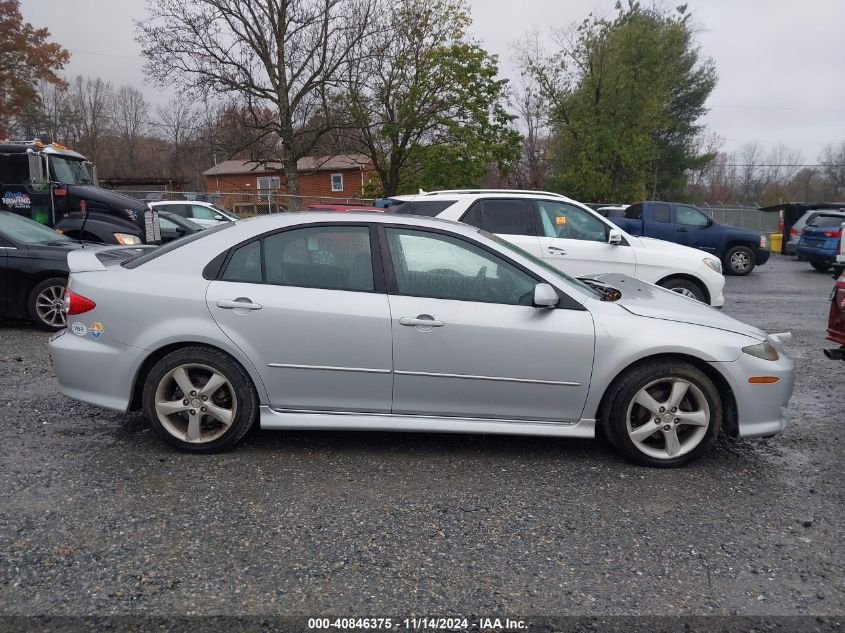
[149,201,239,228]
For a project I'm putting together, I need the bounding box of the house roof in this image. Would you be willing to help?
[202,153,371,176]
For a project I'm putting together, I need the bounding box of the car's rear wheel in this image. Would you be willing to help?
[142,347,257,452]
[658,277,707,303]
[602,360,722,467]
[28,277,67,330]
[724,245,755,275]
[810,261,831,272]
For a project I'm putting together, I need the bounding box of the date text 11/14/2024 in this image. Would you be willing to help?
[307,617,527,630]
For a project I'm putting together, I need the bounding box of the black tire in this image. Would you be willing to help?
[601,360,722,468]
[657,277,707,303]
[27,277,68,330]
[810,260,831,272]
[724,245,756,276]
[142,346,258,453]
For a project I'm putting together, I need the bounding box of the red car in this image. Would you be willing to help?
[826,270,845,360]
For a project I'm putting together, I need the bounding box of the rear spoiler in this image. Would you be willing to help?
[67,245,156,273]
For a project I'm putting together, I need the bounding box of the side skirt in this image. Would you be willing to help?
[259,406,596,439]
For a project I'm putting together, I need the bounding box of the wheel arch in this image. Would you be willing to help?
[596,352,738,438]
[128,340,265,411]
[724,240,759,259]
[655,273,710,304]
[23,271,69,305]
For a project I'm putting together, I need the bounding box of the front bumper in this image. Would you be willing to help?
[756,248,771,265]
[49,321,145,413]
[710,348,795,438]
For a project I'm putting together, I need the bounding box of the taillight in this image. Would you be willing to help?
[823,229,841,237]
[64,289,96,315]
[789,228,798,236]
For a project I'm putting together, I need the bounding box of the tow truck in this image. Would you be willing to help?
[0,140,160,244]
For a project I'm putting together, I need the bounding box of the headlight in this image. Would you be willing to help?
[742,340,779,361]
[703,258,722,274]
[760,234,769,249]
[113,233,142,245]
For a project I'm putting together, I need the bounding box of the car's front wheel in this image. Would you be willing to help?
[602,360,722,467]
[142,346,257,452]
[28,277,68,330]
[658,277,707,303]
[724,246,755,275]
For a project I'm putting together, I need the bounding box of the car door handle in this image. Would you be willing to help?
[547,246,567,254]
[217,298,263,310]
[399,316,444,327]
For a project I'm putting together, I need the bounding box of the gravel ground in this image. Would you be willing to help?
[0,254,843,623]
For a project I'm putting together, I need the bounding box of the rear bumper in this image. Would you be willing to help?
[710,349,795,438]
[797,245,837,262]
[49,321,144,413]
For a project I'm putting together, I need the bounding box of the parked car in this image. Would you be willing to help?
[796,215,844,272]
[786,209,845,256]
[0,211,147,329]
[393,190,726,306]
[149,201,240,227]
[49,212,794,467]
[608,201,770,275]
[825,270,845,361]
[158,211,205,243]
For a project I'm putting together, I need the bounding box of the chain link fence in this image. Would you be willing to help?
[111,189,377,215]
[587,202,779,233]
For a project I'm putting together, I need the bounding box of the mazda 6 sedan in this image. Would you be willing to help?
[49,213,795,467]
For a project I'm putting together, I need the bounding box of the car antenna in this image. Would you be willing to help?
[78,199,88,247]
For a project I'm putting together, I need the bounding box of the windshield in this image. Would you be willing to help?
[49,156,94,185]
[484,232,600,299]
[0,211,70,243]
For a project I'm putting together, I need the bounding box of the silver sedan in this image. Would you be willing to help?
[49,213,794,467]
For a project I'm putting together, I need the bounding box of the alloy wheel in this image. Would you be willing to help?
[154,363,237,443]
[730,251,751,273]
[625,378,710,460]
[35,285,67,328]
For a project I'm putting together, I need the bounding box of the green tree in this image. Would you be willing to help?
[348,0,519,196]
[0,0,69,138]
[520,1,716,202]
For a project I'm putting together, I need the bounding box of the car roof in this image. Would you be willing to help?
[237,210,472,234]
[392,189,584,205]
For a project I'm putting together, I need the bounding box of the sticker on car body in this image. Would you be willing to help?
[70,322,88,337]
[89,322,104,340]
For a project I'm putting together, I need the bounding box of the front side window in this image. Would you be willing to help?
[677,205,709,226]
[163,204,189,218]
[331,173,344,192]
[384,228,536,306]
[536,200,608,242]
[461,199,533,236]
[264,225,373,292]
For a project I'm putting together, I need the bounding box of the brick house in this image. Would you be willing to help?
[202,154,374,208]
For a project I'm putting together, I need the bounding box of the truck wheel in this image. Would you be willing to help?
[658,277,707,303]
[28,277,68,330]
[602,360,722,468]
[810,261,831,272]
[724,246,755,275]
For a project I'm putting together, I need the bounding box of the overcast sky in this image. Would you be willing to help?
[20,0,845,162]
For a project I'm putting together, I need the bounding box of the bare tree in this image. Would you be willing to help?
[155,97,196,180]
[137,0,376,202]
[112,85,149,172]
[67,75,113,163]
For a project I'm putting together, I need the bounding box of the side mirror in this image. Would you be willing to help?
[27,149,45,190]
[608,229,623,245]
[214,214,224,221]
[533,283,559,308]
[706,217,714,227]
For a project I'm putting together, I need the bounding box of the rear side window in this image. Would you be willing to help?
[461,199,532,236]
[390,200,457,217]
[0,154,29,185]
[650,203,671,223]
[222,240,262,282]
[263,226,374,292]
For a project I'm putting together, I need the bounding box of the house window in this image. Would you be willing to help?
[331,173,343,192]
[257,176,280,200]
